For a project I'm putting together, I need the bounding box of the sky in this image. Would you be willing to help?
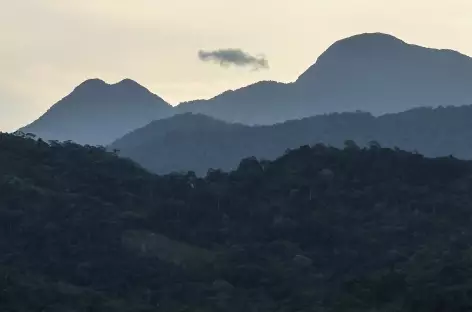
[1,0,472,132]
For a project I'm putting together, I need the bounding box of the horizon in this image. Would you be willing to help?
[2,0,472,132]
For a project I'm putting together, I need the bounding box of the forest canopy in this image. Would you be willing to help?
[1,132,472,311]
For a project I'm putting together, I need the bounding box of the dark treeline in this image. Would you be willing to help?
[2,132,472,311]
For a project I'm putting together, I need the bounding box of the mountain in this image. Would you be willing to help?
[20,78,173,145]
[176,81,296,125]
[19,33,472,144]
[110,105,472,175]
[177,33,472,124]
[4,132,472,311]
[110,113,252,174]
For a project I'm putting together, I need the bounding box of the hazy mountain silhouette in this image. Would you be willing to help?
[21,78,173,145]
[110,105,472,175]
[176,81,296,125]
[177,33,472,124]
[110,113,250,173]
[20,32,472,144]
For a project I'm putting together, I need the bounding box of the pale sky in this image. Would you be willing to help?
[1,0,472,132]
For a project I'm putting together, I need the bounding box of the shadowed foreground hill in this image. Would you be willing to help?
[3,132,472,310]
[111,105,472,175]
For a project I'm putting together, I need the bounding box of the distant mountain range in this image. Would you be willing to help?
[20,32,472,145]
[110,105,472,175]
[21,79,173,145]
[177,32,472,123]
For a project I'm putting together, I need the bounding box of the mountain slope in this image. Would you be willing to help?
[4,132,472,310]
[177,33,472,124]
[110,113,251,174]
[21,78,173,145]
[176,81,297,125]
[110,105,472,175]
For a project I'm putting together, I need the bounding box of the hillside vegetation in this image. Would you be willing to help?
[2,132,472,311]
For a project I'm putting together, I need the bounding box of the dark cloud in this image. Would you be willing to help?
[198,49,269,70]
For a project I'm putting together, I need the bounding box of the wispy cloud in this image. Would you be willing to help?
[198,49,269,70]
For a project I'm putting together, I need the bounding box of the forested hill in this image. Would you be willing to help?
[111,105,472,175]
[3,132,472,311]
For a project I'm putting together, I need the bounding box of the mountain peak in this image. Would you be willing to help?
[74,78,148,93]
[316,33,408,61]
[21,77,173,145]
[293,31,472,115]
[295,33,410,85]
[335,32,405,46]
[74,78,108,91]
[110,79,162,99]
[68,78,160,103]
[112,78,143,88]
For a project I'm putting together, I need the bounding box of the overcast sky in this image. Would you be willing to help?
[1,0,472,131]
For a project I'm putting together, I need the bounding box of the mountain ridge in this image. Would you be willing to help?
[21,78,173,145]
[110,104,472,175]
[20,32,472,144]
[176,32,472,122]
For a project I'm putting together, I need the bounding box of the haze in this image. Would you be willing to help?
[1,0,472,132]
